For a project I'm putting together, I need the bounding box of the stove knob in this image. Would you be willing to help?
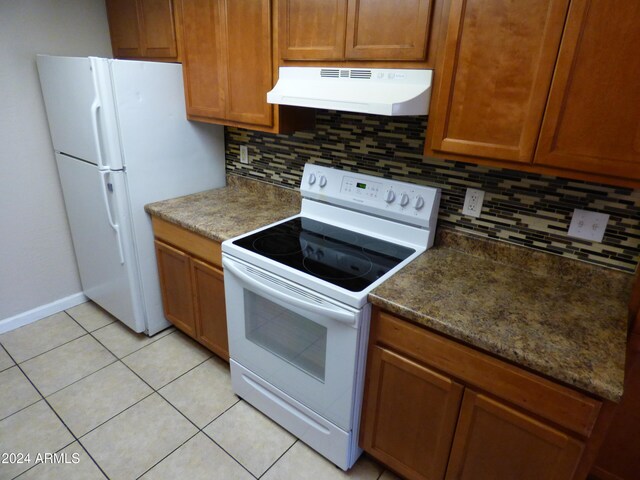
[413,195,425,210]
[319,175,327,188]
[400,193,410,207]
[308,173,316,185]
[384,190,396,203]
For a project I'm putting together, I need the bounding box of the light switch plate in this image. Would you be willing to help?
[462,188,485,218]
[568,209,609,242]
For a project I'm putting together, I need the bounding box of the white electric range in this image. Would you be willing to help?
[222,164,440,470]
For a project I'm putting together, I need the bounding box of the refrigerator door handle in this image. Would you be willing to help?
[89,57,108,171]
[100,171,125,265]
[90,99,106,171]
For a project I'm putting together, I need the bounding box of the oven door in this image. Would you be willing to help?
[222,255,363,431]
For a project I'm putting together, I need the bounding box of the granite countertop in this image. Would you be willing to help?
[370,230,634,401]
[146,175,633,401]
[144,175,301,242]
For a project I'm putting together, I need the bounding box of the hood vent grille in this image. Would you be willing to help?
[320,69,340,78]
[349,70,372,79]
[319,68,373,80]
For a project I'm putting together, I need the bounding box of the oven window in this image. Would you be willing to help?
[244,291,327,382]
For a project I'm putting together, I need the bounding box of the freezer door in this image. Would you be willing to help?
[56,153,145,332]
[36,55,122,170]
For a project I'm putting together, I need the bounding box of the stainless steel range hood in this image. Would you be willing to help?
[267,67,432,116]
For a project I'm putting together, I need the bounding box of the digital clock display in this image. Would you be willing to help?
[356,182,367,189]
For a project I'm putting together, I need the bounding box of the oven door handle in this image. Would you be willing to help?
[222,258,358,327]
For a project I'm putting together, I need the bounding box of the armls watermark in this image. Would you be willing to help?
[1,452,81,465]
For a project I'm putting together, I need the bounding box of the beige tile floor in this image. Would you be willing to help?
[0,302,401,480]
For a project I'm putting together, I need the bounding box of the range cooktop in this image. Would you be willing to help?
[232,217,415,292]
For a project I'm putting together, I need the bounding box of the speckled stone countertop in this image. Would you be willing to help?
[370,229,634,401]
[144,175,301,242]
[146,175,633,401]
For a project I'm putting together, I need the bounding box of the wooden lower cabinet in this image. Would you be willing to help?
[446,391,584,480]
[152,217,229,360]
[191,258,229,359]
[361,346,463,480]
[360,309,604,480]
[155,241,197,337]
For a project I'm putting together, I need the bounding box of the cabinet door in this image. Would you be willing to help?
[279,0,348,60]
[344,0,432,60]
[534,1,640,181]
[179,0,227,119]
[192,258,229,361]
[154,241,196,337]
[106,0,143,58]
[445,390,584,480]
[428,0,569,163]
[223,0,273,126]
[361,346,463,480]
[139,0,178,59]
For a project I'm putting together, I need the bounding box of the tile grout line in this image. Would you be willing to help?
[256,439,299,479]
[132,431,201,480]
[5,330,89,366]
[74,387,156,440]
[85,320,177,361]
[0,342,16,374]
[1,346,109,480]
[79,328,225,478]
[199,422,260,480]
[5,311,311,480]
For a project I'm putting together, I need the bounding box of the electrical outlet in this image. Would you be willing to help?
[240,145,249,164]
[568,209,609,242]
[462,188,485,218]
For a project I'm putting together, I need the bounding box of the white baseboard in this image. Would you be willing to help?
[0,293,88,334]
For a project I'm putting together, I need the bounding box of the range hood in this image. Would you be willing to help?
[267,67,433,116]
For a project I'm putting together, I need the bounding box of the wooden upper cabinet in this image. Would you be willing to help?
[225,0,273,126]
[180,0,226,119]
[106,0,143,58]
[345,0,433,61]
[279,0,434,63]
[534,0,640,181]
[446,391,584,480]
[106,0,179,61]
[138,0,179,59]
[178,0,312,131]
[361,345,463,480]
[428,0,570,163]
[279,0,347,60]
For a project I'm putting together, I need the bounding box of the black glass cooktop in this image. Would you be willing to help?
[233,217,415,292]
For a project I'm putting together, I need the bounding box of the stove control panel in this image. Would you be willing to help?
[300,163,441,229]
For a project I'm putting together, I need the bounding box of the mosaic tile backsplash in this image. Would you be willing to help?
[225,110,640,273]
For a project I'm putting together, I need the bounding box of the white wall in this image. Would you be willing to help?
[0,0,113,320]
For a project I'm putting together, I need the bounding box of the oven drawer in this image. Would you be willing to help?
[231,359,359,470]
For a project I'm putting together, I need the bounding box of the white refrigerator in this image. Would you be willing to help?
[37,55,226,335]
